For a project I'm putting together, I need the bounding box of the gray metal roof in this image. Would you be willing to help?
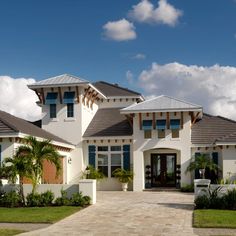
[83,108,132,138]
[28,74,89,88]
[121,95,202,113]
[0,110,73,146]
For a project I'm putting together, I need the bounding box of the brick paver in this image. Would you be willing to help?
[19,191,197,236]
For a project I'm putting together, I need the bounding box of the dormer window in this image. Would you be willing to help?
[170,119,180,138]
[64,92,75,118]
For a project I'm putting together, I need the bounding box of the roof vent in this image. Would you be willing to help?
[114,83,119,86]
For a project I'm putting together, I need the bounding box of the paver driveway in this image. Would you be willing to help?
[20,191,196,236]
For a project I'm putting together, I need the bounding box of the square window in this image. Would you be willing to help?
[144,130,152,139]
[97,146,108,152]
[111,146,121,152]
[172,129,179,138]
[158,129,165,139]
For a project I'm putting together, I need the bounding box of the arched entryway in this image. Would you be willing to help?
[144,148,181,189]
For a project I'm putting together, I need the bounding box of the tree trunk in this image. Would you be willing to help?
[19,177,25,206]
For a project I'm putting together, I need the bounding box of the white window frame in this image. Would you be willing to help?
[96,146,123,178]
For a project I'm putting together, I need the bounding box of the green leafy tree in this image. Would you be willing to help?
[15,136,61,194]
[186,154,219,179]
[1,155,32,205]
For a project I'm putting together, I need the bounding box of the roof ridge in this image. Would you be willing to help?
[216,115,236,124]
[93,81,141,96]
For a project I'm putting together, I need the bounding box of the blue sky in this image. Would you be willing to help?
[1,0,236,120]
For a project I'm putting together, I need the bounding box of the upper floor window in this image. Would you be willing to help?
[142,120,152,139]
[63,92,75,104]
[156,120,166,139]
[45,92,58,105]
[67,103,74,118]
[170,119,180,138]
[50,104,57,118]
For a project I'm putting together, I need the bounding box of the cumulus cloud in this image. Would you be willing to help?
[103,18,136,41]
[0,76,41,121]
[129,0,183,26]
[138,62,236,119]
[126,70,134,84]
[132,53,146,60]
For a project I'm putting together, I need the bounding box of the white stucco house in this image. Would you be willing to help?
[1,74,236,191]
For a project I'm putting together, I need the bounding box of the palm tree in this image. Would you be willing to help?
[186,154,219,179]
[2,155,32,205]
[16,136,61,194]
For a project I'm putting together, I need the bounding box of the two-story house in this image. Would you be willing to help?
[1,74,236,191]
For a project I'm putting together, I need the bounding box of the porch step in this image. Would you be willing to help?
[143,188,181,192]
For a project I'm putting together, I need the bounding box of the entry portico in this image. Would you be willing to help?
[121,95,203,191]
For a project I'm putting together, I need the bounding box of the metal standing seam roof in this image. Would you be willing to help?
[91,81,142,98]
[83,108,133,138]
[0,110,73,146]
[121,95,202,113]
[191,114,236,145]
[28,74,89,88]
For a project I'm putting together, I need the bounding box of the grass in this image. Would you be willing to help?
[194,209,236,228]
[0,206,81,223]
[0,229,26,236]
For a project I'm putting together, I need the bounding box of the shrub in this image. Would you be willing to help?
[223,188,236,210]
[40,190,54,206]
[26,193,41,207]
[70,192,84,206]
[54,189,70,206]
[195,195,210,209]
[82,196,91,205]
[180,184,194,192]
[0,191,22,208]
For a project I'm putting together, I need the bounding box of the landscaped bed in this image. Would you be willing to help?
[194,209,236,228]
[0,206,81,223]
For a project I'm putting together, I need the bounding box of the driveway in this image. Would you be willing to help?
[20,191,196,236]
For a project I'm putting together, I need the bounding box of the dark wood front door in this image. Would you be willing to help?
[151,154,176,187]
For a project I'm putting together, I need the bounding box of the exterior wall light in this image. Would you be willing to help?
[68,157,72,164]
[85,166,90,179]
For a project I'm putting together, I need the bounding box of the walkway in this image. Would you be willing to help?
[19,191,196,236]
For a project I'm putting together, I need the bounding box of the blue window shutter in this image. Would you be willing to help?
[45,92,58,105]
[170,119,180,129]
[88,145,96,168]
[123,145,130,171]
[142,120,152,130]
[195,152,201,179]
[63,92,75,104]
[212,152,218,165]
[156,120,166,130]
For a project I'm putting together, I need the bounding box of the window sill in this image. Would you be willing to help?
[64,118,76,122]
[170,138,181,141]
[50,118,59,122]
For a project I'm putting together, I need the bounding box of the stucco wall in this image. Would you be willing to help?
[221,146,236,180]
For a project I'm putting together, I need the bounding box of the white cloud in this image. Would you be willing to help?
[126,70,134,84]
[103,18,136,41]
[138,62,236,119]
[129,0,183,26]
[132,53,146,60]
[0,76,41,121]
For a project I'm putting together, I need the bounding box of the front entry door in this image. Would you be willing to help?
[151,154,176,187]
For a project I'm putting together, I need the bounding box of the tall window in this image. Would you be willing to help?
[50,104,56,118]
[67,103,74,118]
[170,119,180,138]
[97,146,122,178]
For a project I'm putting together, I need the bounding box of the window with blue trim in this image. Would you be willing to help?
[67,103,74,117]
[45,92,58,105]
[63,92,75,104]
[50,104,57,118]
[156,120,166,130]
[170,119,180,138]
[142,120,152,130]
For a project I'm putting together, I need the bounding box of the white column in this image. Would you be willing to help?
[79,179,96,204]
[133,151,144,191]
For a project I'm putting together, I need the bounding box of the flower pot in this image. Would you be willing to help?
[122,182,128,191]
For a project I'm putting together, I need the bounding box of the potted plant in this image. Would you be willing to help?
[112,168,134,191]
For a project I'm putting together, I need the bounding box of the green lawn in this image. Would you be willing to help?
[0,229,25,236]
[0,206,81,223]
[194,209,236,228]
